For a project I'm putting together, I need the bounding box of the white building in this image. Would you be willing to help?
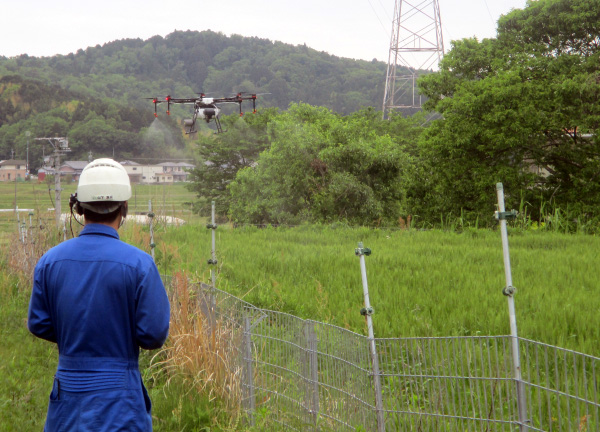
[120,160,194,184]
[158,162,195,182]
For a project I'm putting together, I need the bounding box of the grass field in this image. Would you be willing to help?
[0,180,196,213]
[142,223,600,356]
[0,181,201,237]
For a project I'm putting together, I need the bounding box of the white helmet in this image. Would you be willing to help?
[77,158,132,205]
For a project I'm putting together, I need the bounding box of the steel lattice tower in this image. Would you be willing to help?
[382,0,444,118]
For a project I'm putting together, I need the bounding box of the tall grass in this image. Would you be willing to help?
[152,274,243,420]
[0,239,57,431]
[514,197,600,234]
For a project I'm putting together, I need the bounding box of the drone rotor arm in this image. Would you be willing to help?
[165,95,172,115]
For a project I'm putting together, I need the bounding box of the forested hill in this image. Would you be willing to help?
[0,30,389,114]
[0,30,396,164]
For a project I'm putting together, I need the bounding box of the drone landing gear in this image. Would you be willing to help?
[214,117,226,134]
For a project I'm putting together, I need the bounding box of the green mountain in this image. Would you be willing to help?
[0,30,390,113]
[0,30,396,166]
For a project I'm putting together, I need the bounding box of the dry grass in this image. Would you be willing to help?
[152,273,244,424]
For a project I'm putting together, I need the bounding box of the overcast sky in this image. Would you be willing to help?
[1,0,528,62]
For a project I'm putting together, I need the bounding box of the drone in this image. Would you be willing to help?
[147,92,264,134]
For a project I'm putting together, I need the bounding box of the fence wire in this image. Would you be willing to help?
[185,282,599,431]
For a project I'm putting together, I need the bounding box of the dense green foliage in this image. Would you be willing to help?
[0,74,185,164]
[0,30,388,113]
[416,0,600,221]
[228,104,423,225]
[185,108,279,216]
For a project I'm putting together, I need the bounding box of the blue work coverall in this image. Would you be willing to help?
[28,223,170,431]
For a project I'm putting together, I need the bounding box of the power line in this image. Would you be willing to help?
[365,0,391,38]
[482,0,496,27]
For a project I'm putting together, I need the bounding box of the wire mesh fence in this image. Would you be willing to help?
[178,281,599,432]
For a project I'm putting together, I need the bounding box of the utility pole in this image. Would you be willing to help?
[35,137,71,227]
[25,131,30,178]
[13,149,17,212]
[382,0,444,118]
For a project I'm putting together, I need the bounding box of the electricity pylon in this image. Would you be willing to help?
[382,0,444,119]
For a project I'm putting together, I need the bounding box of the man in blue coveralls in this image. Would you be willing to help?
[28,158,170,431]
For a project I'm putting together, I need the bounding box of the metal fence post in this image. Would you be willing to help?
[21,221,26,243]
[16,206,21,241]
[206,201,218,329]
[304,321,320,430]
[495,183,529,431]
[356,242,385,432]
[207,201,218,289]
[243,313,256,426]
[148,200,156,261]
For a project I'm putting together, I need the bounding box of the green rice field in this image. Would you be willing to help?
[138,223,600,356]
[0,180,195,213]
[0,181,200,236]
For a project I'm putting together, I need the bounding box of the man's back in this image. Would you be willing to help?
[28,223,170,431]
[30,223,169,357]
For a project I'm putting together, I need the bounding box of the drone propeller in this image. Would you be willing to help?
[144,97,162,117]
[235,92,270,114]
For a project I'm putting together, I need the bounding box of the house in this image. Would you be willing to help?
[120,161,164,184]
[58,161,89,181]
[121,161,195,184]
[156,172,174,183]
[32,159,196,185]
[120,160,144,183]
[0,160,27,181]
[158,162,195,182]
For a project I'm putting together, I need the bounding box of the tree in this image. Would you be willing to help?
[228,104,418,225]
[185,109,276,216]
[416,0,600,221]
[69,116,140,160]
